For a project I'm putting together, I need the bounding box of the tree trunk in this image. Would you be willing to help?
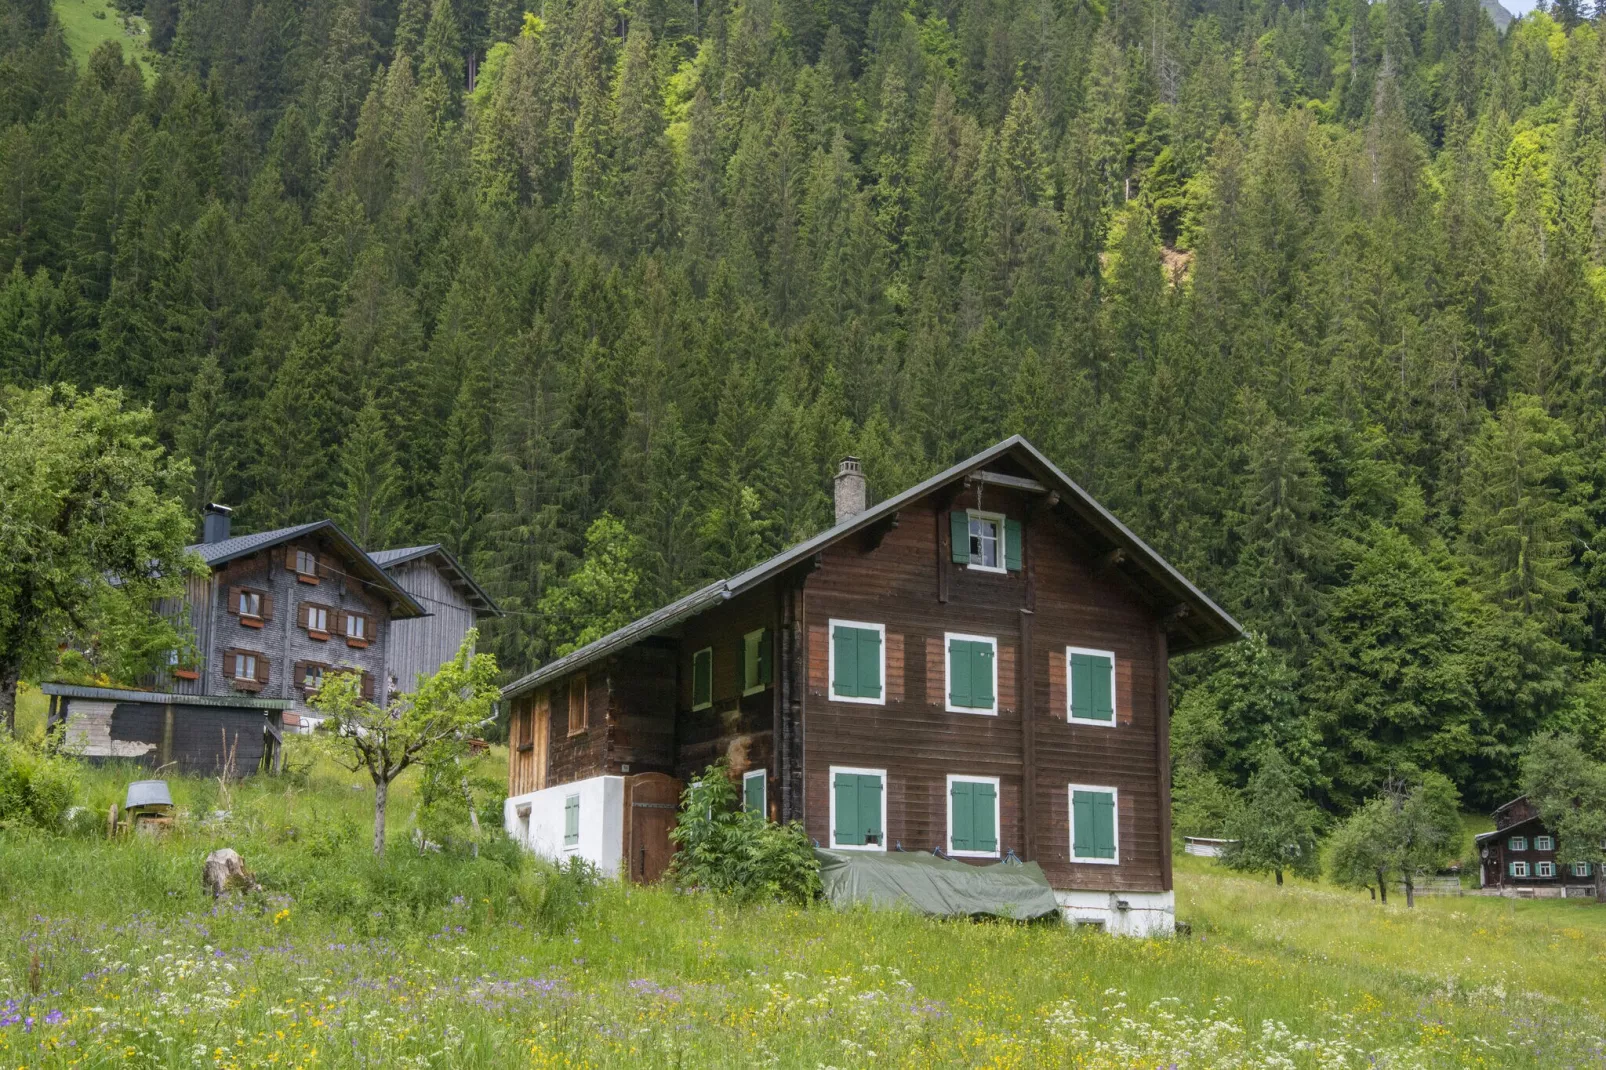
[1596,865,1605,905]
[373,777,389,856]
[1,665,20,737]
[1275,868,1283,886]
[1377,869,1387,904]
[1405,878,1415,909]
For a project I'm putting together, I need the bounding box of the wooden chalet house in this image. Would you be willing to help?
[1477,796,1602,898]
[45,506,499,772]
[501,436,1240,934]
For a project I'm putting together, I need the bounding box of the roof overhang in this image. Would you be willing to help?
[373,544,502,618]
[193,521,428,620]
[503,436,1241,698]
[40,682,293,710]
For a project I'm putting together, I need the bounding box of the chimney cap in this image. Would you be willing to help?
[204,503,234,516]
[838,455,862,472]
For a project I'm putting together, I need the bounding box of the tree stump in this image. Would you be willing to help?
[201,849,260,898]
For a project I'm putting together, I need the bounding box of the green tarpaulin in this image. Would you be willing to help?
[814,848,1062,920]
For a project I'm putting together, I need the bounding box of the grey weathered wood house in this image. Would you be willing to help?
[501,436,1240,933]
[46,507,499,771]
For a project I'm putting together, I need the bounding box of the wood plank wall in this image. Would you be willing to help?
[672,587,778,790]
[801,476,1171,893]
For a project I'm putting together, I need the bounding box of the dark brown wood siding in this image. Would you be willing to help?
[672,586,777,786]
[801,479,1171,892]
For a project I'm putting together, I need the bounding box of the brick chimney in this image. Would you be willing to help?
[833,456,867,524]
[202,503,233,544]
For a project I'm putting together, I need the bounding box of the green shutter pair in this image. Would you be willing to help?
[1071,789,1116,860]
[692,648,712,709]
[831,625,882,699]
[948,638,995,710]
[563,794,580,846]
[948,511,1023,570]
[950,780,998,853]
[744,771,767,815]
[832,771,884,846]
[743,630,773,692]
[1069,652,1115,722]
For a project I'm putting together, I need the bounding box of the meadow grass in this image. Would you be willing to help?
[2,751,1604,1068]
[50,0,155,79]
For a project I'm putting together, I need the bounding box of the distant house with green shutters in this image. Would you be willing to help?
[500,437,1241,934]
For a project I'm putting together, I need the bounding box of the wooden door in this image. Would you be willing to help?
[625,773,681,884]
[533,690,550,791]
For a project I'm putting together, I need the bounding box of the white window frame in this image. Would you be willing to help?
[1510,860,1530,878]
[1574,862,1592,878]
[238,589,262,618]
[301,663,324,691]
[1535,835,1554,851]
[946,774,1002,859]
[233,653,257,681]
[827,620,887,707]
[743,768,767,815]
[1065,646,1119,727]
[966,510,1006,573]
[1068,783,1120,865]
[828,765,888,853]
[563,794,580,851]
[742,629,766,696]
[1536,861,1556,878]
[943,632,999,715]
[307,605,328,633]
[346,612,366,640]
[691,646,713,712]
[295,549,318,576]
[1509,836,1527,851]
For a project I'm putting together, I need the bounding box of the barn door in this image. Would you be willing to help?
[625,773,681,884]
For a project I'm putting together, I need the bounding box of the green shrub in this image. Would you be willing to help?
[0,732,79,830]
[510,855,602,932]
[668,760,820,905]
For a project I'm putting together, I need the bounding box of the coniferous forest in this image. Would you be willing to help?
[4,0,1606,814]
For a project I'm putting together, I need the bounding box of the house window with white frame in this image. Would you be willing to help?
[1069,784,1118,863]
[1535,835,1554,851]
[1067,647,1117,724]
[743,768,767,817]
[968,511,1004,571]
[947,775,1000,857]
[742,629,772,695]
[295,549,318,577]
[828,620,884,704]
[1536,861,1556,878]
[301,663,325,691]
[1509,860,1530,878]
[945,633,997,714]
[1574,862,1593,878]
[346,612,366,641]
[1508,836,1527,851]
[830,766,886,850]
[306,604,328,634]
[237,589,262,618]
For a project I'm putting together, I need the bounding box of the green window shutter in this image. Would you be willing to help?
[564,795,579,846]
[834,772,862,845]
[758,629,772,687]
[1072,791,1093,856]
[950,511,971,564]
[1072,789,1115,859]
[1005,518,1022,571]
[951,781,973,851]
[976,782,997,852]
[832,626,857,697]
[1093,792,1116,858]
[693,649,712,708]
[949,638,972,707]
[745,773,766,815]
[856,629,882,698]
[971,643,995,710]
[858,774,883,844]
[1070,654,1114,721]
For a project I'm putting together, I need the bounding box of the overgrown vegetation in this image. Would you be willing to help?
[668,760,820,905]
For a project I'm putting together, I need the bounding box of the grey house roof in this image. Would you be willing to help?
[370,544,502,618]
[503,435,1242,699]
[187,520,428,619]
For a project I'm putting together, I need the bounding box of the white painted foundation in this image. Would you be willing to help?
[504,775,626,877]
[1055,889,1175,937]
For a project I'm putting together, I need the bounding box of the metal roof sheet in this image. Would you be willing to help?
[370,544,502,618]
[503,436,1241,698]
[40,682,294,710]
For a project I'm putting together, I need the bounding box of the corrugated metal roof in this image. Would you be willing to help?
[368,545,433,566]
[186,520,427,619]
[370,544,502,618]
[40,682,293,710]
[503,435,1242,698]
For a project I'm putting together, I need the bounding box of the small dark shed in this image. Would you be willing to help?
[41,683,291,775]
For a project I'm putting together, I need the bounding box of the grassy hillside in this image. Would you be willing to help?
[1,757,1603,1068]
[50,0,153,78]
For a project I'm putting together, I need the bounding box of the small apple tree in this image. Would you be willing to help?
[310,630,500,855]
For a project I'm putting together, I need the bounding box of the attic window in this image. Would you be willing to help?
[968,512,1003,571]
[295,550,319,580]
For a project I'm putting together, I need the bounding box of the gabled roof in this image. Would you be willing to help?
[187,520,428,619]
[503,435,1242,699]
[370,544,502,618]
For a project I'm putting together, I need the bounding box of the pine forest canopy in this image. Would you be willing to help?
[4,0,1606,812]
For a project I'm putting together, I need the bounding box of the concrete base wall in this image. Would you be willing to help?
[1055,889,1175,937]
[504,775,626,877]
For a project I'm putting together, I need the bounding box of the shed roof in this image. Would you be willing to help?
[187,520,427,619]
[40,682,294,710]
[503,435,1241,699]
[369,544,502,618]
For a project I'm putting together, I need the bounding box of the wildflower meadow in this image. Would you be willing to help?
[2,747,1604,1069]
